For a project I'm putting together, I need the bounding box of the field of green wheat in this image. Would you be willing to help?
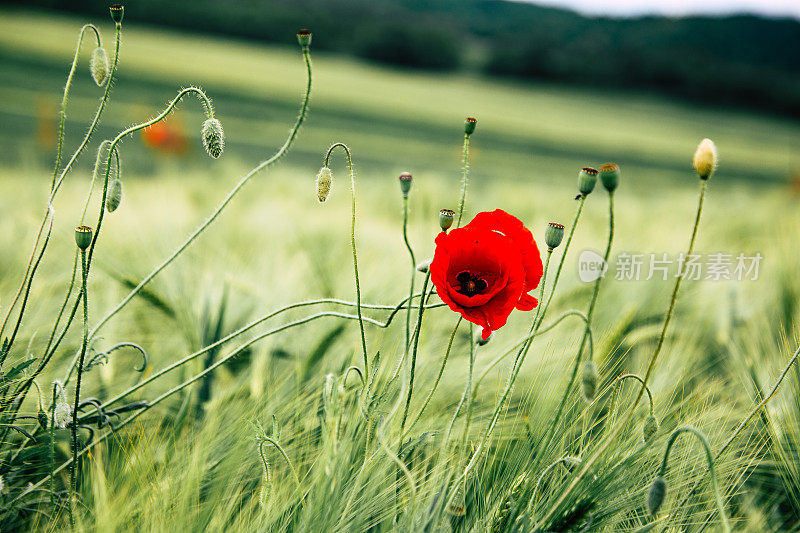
[1,6,800,532]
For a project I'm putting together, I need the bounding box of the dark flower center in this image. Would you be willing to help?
[455,271,488,297]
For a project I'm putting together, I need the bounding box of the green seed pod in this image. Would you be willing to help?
[578,167,598,197]
[416,259,431,273]
[74,226,93,251]
[398,172,413,198]
[109,4,124,24]
[316,166,333,203]
[464,116,477,135]
[53,401,71,429]
[297,29,312,49]
[598,163,620,193]
[90,47,109,87]
[545,222,564,251]
[201,118,225,159]
[106,179,123,212]
[581,360,598,402]
[693,138,717,180]
[647,476,667,515]
[439,209,455,232]
[37,408,48,430]
[643,414,659,443]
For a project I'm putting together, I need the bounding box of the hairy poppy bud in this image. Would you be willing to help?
[578,167,598,197]
[54,401,71,429]
[106,179,123,212]
[647,476,667,515]
[599,163,620,192]
[90,47,109,87]
[416,259,431,273]
[75,226,93,251]
[297,29,312,49]
[643,414,659,443]
[38,408,48,430]
[109,4,124,24]
[439,209,455,231]
[464,116,477,136]
[201,118,224,159]
[316,166,333,203]
[398,172,413,198]
[545,222,564,251]
[581,360,598,402]
[693,138,717,180]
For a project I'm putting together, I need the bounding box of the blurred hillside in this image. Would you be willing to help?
[6,0,800,116]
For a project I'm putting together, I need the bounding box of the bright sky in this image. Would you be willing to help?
[519,0,800,19]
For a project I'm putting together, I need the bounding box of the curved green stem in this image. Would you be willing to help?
[657,426,730,532]
[399,272,431,435]
[324,142,368,381]
[77,46,311,362]
[608,373,654,421]
[530,456,581,512]
[257,436,300,488]
[538,180,707,527]
[402,195,416,352]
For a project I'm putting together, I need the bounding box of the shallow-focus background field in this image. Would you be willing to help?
[2,7,800,531]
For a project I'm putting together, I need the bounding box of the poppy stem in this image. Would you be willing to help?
[655,426,730,532]
[538,180,708,528]
[404,316,461,436]
[399,272,431,435]
[402,195,416,351]
[69,248,89,528]
[456,133,471,228]
[324,142,369,385]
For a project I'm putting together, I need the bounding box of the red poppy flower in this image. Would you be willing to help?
[430,209,543,340]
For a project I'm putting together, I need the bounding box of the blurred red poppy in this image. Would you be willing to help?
[430,209,543,340]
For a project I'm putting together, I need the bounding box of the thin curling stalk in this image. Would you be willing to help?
[324,143,369,382]
[652,426,730,532]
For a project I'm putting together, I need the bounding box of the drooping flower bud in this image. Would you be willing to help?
[693,138,717,180]
[53,401,71,429]
[439,209,455,232]
[581,360,598,402]
[647,476,667,515]
[464,116,477,136]
[643,414,659,443]
[598,163,620,193]
[297,29,312,49]
[38,408,48,430]
[416,259,431,273]
[578,167,598,197]
[316,166,333,203]
[106,179,123,212]
[201,118,224,159]
[74,226,93,251]
[109,4,124,24]
[90,47,109,87]
[398,172,413,198]
[545,222,564,251]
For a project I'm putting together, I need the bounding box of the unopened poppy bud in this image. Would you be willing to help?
[647,476,667,515]
[581,360,598,402]
[439,209,455,231]
[106,179,123,212]
[201,118,224,159]
[578,167,598,197]
[464,116,477,135]
[643,414,659,443]
[693,138,717,180]
[90,47,109,87]
[316,166,333,203]
[599,163,620,192]
[109,4,124,24]
[38,408,48,430]
[476,332,492,346]
[297,29,312,49]
[53,401,71,429]
[74,226,93,250]
[416,259,431,273]
[398,172,413,198]
[545,222,564,251]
